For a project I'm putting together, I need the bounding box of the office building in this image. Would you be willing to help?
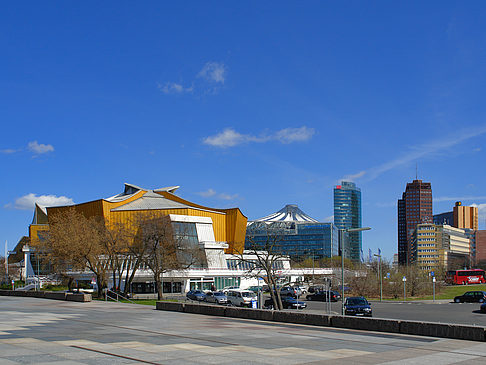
[433,211,453,226]
[245,204,339,259]
[334,181,362,261]
[453,201,479,230]
[413,224,471,271]
[397,179,433,265]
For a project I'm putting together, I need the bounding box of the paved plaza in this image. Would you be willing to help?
[1,297,486,364]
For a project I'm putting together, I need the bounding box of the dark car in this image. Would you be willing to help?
[264,296,307,309]
[186,290,206,301]
[344,297,372,317]
[454,291,486,303]
[306,290,341,302]
[204,291,228,304]
[480,302,486,313]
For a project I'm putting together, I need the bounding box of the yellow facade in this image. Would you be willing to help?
[453,202,479,230]
[29,184,247,254]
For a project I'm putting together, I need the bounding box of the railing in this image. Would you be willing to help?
[104,289,135,304]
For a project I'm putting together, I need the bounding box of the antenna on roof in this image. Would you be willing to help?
[415,163,418,180]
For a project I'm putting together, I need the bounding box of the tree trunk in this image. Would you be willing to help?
[155,276,163,300]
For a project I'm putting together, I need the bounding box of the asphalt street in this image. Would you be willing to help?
[2,296,486,364]
[301,298,486,326]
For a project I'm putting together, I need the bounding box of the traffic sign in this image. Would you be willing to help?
[402,276,407,282]
[430,271,435,277]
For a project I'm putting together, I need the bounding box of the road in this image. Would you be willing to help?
[300,298,486,326]
[2,296,486,364]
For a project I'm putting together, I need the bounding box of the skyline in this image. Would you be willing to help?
[2,2,486,261]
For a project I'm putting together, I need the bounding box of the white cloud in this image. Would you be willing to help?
[196,188,238,201]
[198,189,217,198]
[342,124,486,182]
[218,193,239,201]
[7,193,74,210]
[434,196,486,202]
[340,170,366,183]
[0,148,18,154]
[324,215,334,222]
[471,203,486,226]
[275,127,315,144]
[28,141,54,154]
[203,126,315,148]
[198,62,226,84]
[158,82,194,94]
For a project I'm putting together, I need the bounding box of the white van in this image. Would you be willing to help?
[226,289,257,307]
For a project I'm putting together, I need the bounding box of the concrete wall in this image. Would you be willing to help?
[0,290,91,302]
[156,301,486,342]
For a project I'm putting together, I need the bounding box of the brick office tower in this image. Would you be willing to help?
[397,180,433,265]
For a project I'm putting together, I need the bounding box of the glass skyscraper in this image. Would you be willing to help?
[245,205,339,259]
[334,181,362,262]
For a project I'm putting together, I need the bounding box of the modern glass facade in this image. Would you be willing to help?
[334,181,362,262]
[245,221,339,259]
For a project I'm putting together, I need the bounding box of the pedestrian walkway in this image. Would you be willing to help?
[1,297,486,364]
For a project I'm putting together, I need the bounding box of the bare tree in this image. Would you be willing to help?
[137,214,204,300]
[236,222,290,310]
[41,208,109,296]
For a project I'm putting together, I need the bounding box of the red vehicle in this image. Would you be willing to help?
[446,269,486,285]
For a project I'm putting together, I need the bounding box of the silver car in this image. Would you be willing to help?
[204,291,228,304]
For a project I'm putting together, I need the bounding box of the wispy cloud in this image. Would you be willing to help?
[160,61,227,96]
[197,189,238,201]
[324,215,334,222]
[341,125,486,182]
[1,141,55,156]
[157,82,194,95]
[434,196,486,202]
[5,193,74,210]
[197,62,226,84]
[203,126,315,148]
[28,141,54,155]
[471,203,486,226]
[0,148,19,154]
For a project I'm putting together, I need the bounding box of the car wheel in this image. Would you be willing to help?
[454,298,461,303]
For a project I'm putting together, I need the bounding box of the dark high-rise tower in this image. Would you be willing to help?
[334,181,362,261]
[397,179,433,265]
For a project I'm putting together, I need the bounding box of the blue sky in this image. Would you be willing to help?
[2,2,486,261]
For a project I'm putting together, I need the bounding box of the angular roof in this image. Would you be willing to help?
[111,189,222,214]
[105,183,180,202]
[111,190,191,211]
[253,204,319,223]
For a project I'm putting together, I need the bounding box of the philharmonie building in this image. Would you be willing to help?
[16,183,256,297]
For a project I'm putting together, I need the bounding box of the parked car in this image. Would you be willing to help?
[277,286,300,298]
[222,286,240,295]
[264,296,307,310]
[344,297,372,317]
[454,291,486,303]
[226,289,257,307]
[306,290,341,302]
[204,291,228,304]
[480,302,486,313]
[246,286,263,293]
[186,290,206,301]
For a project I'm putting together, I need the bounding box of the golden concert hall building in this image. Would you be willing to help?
[30,183,247,254]
[27,183,248,294]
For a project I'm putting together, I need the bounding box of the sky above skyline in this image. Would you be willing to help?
[2,2,486,261]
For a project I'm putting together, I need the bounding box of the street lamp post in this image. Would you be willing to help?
[374,254,382,302]
[340,227,371,315]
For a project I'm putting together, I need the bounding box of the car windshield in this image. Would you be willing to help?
[347,298,367,306]
[214,292,224,297]
[194,291,203,294]
[242,292,256,298]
